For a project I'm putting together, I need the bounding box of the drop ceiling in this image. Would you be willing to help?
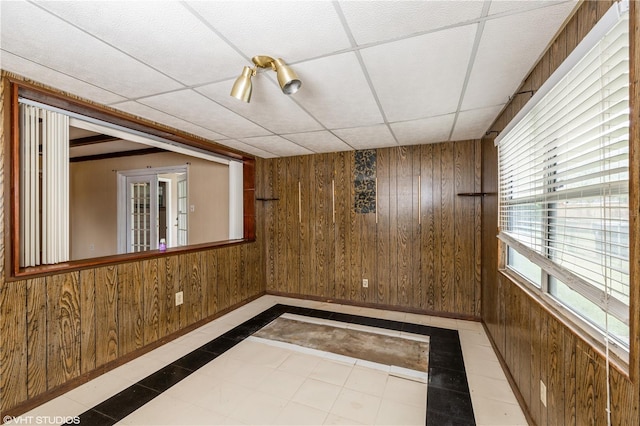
[0,0,578,158]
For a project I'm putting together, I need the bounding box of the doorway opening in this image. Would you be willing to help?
[117,165,188,254]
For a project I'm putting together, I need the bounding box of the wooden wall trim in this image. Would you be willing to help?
[628,0,640,384]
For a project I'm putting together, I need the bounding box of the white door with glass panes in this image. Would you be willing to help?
[177,176,188,246]
[126,174,158,253]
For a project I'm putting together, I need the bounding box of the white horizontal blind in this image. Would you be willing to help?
[498,11,630,326]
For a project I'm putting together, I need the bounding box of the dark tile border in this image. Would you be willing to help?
[66,304,475,425]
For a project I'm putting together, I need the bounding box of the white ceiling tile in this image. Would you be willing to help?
[113,101,226,141]
[0,1,183,98]
[239,135,313,157]
[340,0,485,45]
[333,125,398,150]
[450,105,505,141]
[216,139,277,158]
[138,90,269,139]
[391,115,456,146]
[37,1,248,86]
[0,51,126,105]
[196,78,322,135]
[186,1,350,63]
[361,24,477,123]
[293,52,383,128]
[284,131,352,154]
[489,0,576,16]
[461,2,577,110]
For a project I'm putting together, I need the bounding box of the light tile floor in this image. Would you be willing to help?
[6,296,529,426]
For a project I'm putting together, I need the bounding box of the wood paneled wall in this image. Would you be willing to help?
[0,77,266,416]
[257,142,482,318]
[481,1,640,424]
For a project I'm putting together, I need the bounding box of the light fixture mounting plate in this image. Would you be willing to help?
[252,55,276,68]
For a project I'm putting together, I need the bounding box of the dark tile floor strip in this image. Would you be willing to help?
[66,304,475,425]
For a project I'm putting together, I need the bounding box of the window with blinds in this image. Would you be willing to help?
[497,2,630,347]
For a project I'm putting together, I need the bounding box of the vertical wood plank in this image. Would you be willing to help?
[411,146,422,310]
[376,148,390,305]
[539,312,549,425]
[0,281,27,411]
[334,152,348,301]
[454,141,474,315]
[547,317,563,424]
[205,250,218,316]
[387,148,398,306]
[143,259,160,346]
[396,146,412,307]
[229,245,241,306]
[239,245,249,302]
[299,155,312,296]
[26,278,47,398]
[314,153,329,298]
[273,158,286,293]
[361,155,377,304]
[95,266,118,367]
[473,140,482,317]
[563,331,577,426]
[576,0,598,42]
[263,160,277,292]
[216,249,230,312]
[440,142,455,312]
[347,151,361,302]
[518,295,531,408]
[286,156,300,295]
[117,263,143,356]
[325,154,336,299]
[160,256,179,336]
[575,344,596,426]
[529,303,542,425]
[609,367,638,426]
[79,270,96,375]
[200,251,210,319]
[185,252,202,324]
[421,144,435,310]
[432,144,443,312]
[46,272,81,389]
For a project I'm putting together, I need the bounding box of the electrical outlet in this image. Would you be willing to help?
[362,278,369,288]
[540,380,547,407]
[175,291,184,306]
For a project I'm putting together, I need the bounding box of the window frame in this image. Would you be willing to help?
[5,78,256,279]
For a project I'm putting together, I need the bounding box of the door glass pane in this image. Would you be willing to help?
[130,182,151,252]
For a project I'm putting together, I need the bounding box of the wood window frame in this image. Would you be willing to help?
[4,78,256,279]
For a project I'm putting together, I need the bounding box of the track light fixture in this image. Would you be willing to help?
[230,56,301,103]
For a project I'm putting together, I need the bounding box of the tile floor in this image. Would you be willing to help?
[6,296,529,426]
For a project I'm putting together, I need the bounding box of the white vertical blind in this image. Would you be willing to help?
[497,7,630,328]
[20,105,40,267]
[19,104,70,267]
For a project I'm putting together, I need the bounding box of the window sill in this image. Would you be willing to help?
[8,238,255,281]
[499,267,630,376]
